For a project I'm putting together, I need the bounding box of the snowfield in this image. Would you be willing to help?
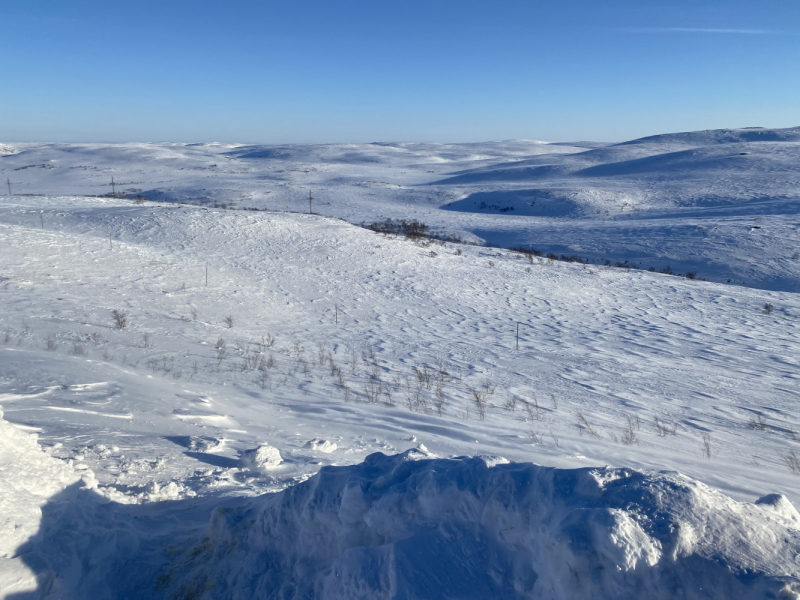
[1,127,800,598]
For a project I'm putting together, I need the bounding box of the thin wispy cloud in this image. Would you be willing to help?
[624,27,777,35]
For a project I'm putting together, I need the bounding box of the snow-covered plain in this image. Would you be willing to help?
[1,128,800,598]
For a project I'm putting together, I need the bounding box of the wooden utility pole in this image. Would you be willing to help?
[308,190,313,214]
[111,176,116,197]
[6,178,10,195]
[40,213,44,229]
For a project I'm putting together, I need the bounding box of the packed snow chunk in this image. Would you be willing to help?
[163,452,800,600]
[189,436,225,453]
[303,438,338,453]
[405,442,436,460]
[239,444,282,470]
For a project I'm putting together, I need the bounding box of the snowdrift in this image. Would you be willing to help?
[2,405,800,599]
[162,451,800,600]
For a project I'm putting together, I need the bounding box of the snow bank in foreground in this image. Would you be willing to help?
[0,409,83,594]
[2,407,799,600]
[164,451,800,600]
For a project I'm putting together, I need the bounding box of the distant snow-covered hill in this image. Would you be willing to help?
[2,127,799,290]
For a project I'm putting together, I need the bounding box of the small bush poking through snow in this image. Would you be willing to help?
[111,309,127,330]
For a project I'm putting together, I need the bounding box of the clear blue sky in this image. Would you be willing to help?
[1,0,798,143]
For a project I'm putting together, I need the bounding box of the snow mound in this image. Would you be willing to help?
[239,444,283,470]
[163,451,800,600]
[304,438,338,453]
[0,409,81,558]
[0,408,83,593]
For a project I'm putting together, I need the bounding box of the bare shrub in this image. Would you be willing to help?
[328,357,340,377]
[263,333,276,348]
[763,303,774,315]
[160,355,174,373]
[362,346,377,367]
[190,308,198,321]
[784,450,800,475]
[364,379,382,403]
[576,412,601,439]
[317,342,329,367]
[216,346,227,368]
[45,338,58,351]
[299,357,311,376]
[402,375,423,412]
[503,396,517,412]
[550,430,560,447]
[653,416,677,437]
[748,413,767,431]
[455,249,462,256]
[69,343,85,356]
[349,347,358,375]
[415,365,433,390]
[102,349,114,362]
[432,385,446,415]
[262,353,276,371]
[141,332,151,349]
[701,434,712,459]
[621,415,639,445]
[467,380,495,421]
[488,261,494,268]
[86,332,102,344]
[111,309,127,330]
[526,430,540,444]
[216,336,226,349]
[224,315,234,329]
[260,370,272,391]
[521,396,541,421]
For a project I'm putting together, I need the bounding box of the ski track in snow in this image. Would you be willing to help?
[1,128,800,597]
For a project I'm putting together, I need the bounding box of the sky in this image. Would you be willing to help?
[1,0,799,144]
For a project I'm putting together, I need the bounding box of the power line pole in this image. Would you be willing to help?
[308,190,313,214]
[6,178,10,195]
[111,176,116,197]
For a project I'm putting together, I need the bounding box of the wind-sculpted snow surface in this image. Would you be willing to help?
[163,451,800,600]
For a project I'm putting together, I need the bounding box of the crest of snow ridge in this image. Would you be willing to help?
[163,450,800,600]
